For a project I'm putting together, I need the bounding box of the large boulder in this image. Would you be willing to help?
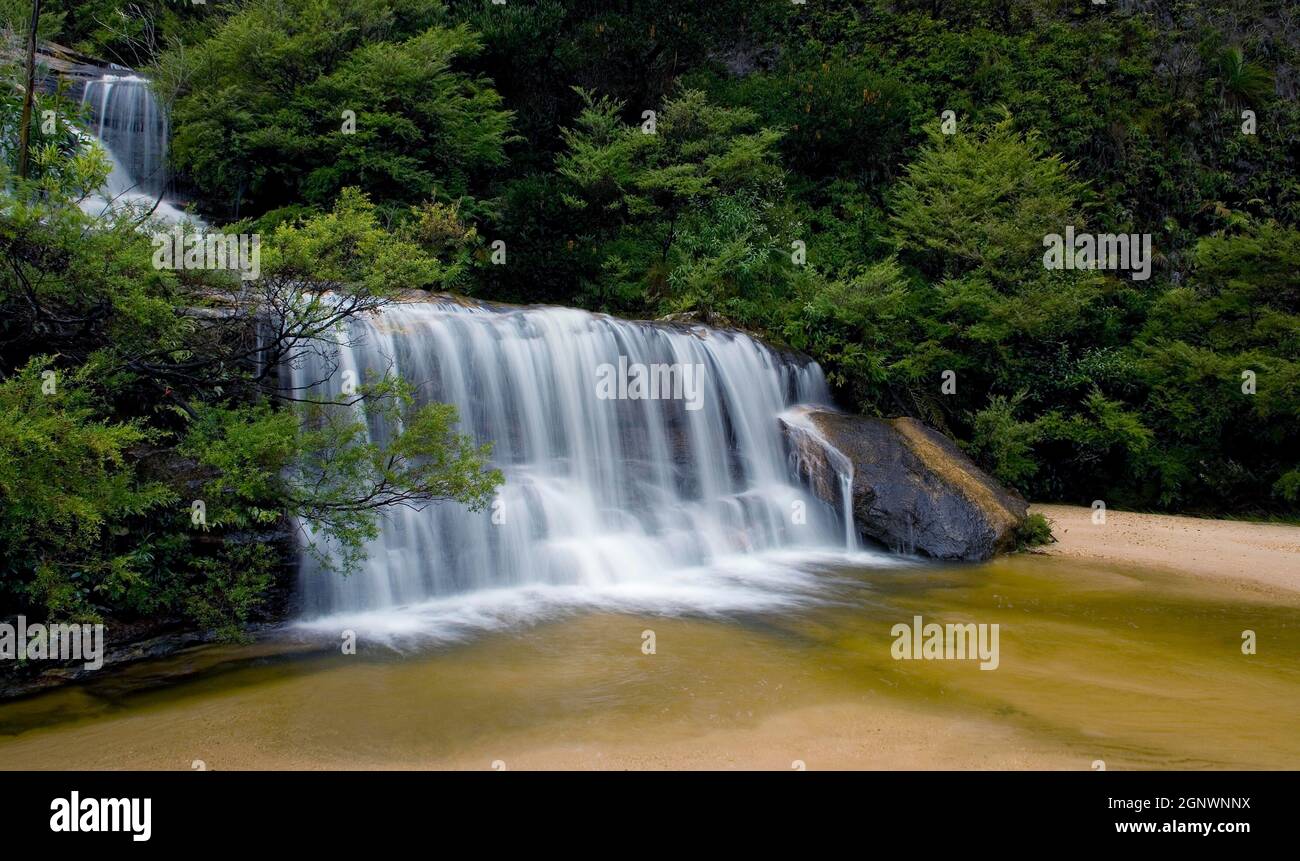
[781,408,1028,561]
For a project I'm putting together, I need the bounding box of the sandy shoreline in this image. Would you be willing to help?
[1031,504,1300,598]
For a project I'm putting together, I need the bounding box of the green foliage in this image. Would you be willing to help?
[183,543,277,643]
[300,25,513,205]
[260,186,460,293]
[1013,512,1055,550]
[1133,221,1300,507]
[555,87,790,310]
[694,47,920,186]
[968,394,1042,489]
[163,0,512,217]
[0,359,174,619]
[181,380,502,575]
[1216,46,1273,109]
[890,111,1092,284]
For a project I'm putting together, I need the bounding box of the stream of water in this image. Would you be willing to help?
[78,71,190,221]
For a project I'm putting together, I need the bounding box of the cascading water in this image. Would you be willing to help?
[81,74,167,198]
[290,301,893,640]
[780,406,860,553]
[839,472,858,550]
[77,71,189,221]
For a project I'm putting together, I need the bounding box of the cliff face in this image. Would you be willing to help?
[781,408,1029,561]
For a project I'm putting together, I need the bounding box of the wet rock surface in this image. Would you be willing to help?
[782,408,1029,561]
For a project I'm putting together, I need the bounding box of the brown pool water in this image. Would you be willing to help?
[0,555,1296,770]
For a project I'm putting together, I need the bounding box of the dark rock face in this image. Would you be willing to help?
[781,408,1028,561]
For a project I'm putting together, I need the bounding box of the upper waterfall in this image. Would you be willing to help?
[78,71,189,221]
[290,300,890,639]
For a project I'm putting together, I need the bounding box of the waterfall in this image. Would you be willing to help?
[780,405,860,552]
[81,74,167,197]
[78,72,189,221]
[839,471,858,551]
[289,300,889,639]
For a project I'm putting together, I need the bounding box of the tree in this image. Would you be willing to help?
[556,87,788,311]
[163,0,512,217]
[890,110,1091,285]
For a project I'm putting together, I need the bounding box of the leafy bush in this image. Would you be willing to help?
[1014,513,1056,550]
